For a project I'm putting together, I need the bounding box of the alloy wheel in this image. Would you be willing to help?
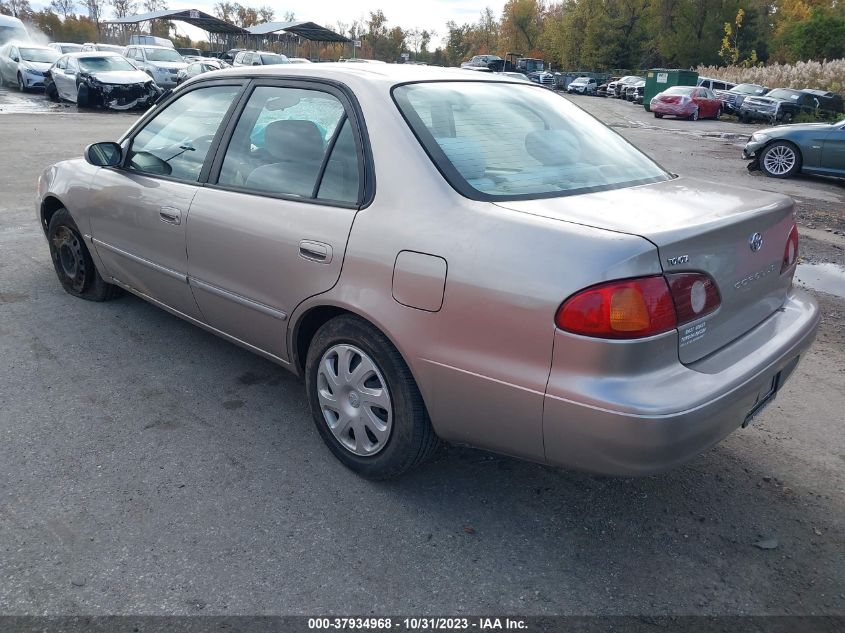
[316,344,393,457]
[51,226,87,293]
[763,145,797,176]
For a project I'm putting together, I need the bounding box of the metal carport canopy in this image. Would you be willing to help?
[102,9,248,35]
[245,21,350,43]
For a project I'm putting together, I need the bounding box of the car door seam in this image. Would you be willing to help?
[91,237,187,283]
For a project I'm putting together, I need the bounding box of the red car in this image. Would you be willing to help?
[650,86,722,120]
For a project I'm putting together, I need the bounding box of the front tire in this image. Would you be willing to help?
[714,107,722,120]
[47,208,122,301]
[76,84,90,108]
[305,315,439,479]
[46,81,59,102]
[17,72,27,92]
[690,107,699,121]
[759,141,801,179]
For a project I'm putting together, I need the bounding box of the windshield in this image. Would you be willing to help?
[394,81,669,200]
[80,56,136,73]
[573,77,590,83]
[260,54,288,65]
[144,47,183,62]
[60,44,83,53]
[767,89,801,100]
[732,84,766,95]
[20,48,59,63]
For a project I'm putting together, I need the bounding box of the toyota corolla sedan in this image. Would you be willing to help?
[37,65,819,479]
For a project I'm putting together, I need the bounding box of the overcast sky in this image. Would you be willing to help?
[32,1,499,44]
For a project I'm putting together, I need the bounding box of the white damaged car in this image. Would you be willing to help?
[45,52,161,110]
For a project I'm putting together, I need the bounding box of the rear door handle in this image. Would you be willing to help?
[159,206,182,225]
[299,240,332,264]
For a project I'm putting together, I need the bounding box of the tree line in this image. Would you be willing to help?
[3,0,843,69]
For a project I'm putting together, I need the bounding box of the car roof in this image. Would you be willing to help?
[193,63,543,89]
[14,43,53,50]
[135,45,174,50]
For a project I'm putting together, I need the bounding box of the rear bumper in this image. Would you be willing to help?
[543,288,819,475]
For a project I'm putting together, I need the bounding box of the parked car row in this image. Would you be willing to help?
[0,41,254,110]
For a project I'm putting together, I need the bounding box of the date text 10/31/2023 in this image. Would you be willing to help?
[307,617,528,630]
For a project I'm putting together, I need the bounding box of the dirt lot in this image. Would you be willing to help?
[0,85,843,617]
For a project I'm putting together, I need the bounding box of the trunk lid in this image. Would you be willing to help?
[496,177,796,363]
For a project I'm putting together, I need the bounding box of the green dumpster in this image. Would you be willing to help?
[643,69,698,112]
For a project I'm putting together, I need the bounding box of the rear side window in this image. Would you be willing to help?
[394,81,668,200]
[217,86,359,203]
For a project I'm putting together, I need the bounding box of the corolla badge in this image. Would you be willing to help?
[748,232,764,252]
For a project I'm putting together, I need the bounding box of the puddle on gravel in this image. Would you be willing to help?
[795,262,845,299]
[0,89,71,114]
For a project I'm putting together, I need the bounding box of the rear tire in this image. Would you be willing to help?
[47,208,122,301]
[305,314,439,479]
[759,141,801,179]
[654,112,663,118]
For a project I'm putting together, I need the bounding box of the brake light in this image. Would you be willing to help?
[665,273,721,323]
[781,224,799,273]
[555,276,677,339]
[556,273,723,339]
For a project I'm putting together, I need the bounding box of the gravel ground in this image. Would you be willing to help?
[0,86,843,617]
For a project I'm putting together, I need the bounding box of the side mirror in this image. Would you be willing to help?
[84,142,123,167]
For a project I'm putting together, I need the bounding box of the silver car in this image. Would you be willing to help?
[0,42,59,90]
[37,65,819,479]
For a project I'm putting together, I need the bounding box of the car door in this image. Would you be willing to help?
[0,45,12,83]
[821,124,845,174]
[63,57,81,101]
[51,56,68,99]
[87,82,245,319]
[186,81,366,361]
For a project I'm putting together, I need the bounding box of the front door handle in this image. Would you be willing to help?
[299,240,332,264]
[159,206,182,225]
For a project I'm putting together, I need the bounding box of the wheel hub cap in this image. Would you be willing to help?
[764,146,795,175]
[316,344,392,456]
[51,227,87,292]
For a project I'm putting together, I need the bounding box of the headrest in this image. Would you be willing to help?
[435,136,487,180]
[264,119,324,163]
[525,129,581,166]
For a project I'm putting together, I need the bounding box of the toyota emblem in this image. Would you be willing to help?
[748,232,763,252]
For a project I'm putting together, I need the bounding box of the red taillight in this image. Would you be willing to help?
[781,224,799,273]
[555,276,677,339]
[665,272,721,323]
[556,273,723,339]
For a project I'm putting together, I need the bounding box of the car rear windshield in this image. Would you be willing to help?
[394,81,669,201]
[20,48,59,63]
[767,89,802,100]
[260,54,289,65]
[144,47,183,62]
[80,56,136,73]
[732,84,766,95]
[663,86,695,95]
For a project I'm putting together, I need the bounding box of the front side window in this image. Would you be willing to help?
[217,86,356,201]
[394,81,669,200]
[128,85,241,181]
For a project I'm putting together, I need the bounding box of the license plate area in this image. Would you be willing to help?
[743,373,780,427]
